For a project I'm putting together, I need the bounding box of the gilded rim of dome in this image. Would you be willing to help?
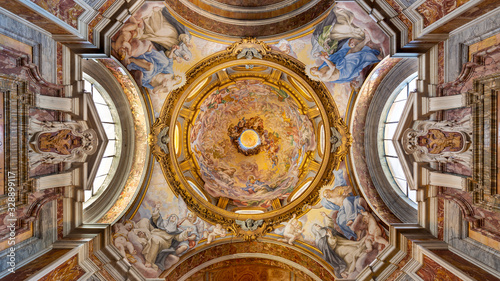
[150,39,351,230]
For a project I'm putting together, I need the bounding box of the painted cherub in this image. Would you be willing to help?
[113,220,137,258]
[111,16,152,61]
[279,214,304,245]
[360,210,389,252]
[206,224,227,244]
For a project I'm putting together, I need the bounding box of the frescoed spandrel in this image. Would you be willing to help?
[309,7,385,84]
[111,3,192,95]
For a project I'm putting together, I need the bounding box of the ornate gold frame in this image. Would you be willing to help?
[150,39,351,238]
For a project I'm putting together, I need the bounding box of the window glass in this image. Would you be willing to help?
[382,75,417,203]
[83,76,120,204]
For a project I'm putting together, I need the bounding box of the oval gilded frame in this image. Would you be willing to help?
[150,39,351,236]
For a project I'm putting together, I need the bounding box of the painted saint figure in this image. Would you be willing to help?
[137,204,196,271]
[311,223,347,278]
[311,7,366,57]
[137,6,193,62]
[320,185,365,240]
[310,7,384,83]
[127,47,182,94]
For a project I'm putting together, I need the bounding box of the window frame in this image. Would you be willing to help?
[381,74,418,204]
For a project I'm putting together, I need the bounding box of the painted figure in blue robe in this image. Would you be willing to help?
[320,188,365,240]
[310,25,384,83]
[311,7,366,57]
[314,170,365,240]
[127,47,181,94]
[242,176,270,194]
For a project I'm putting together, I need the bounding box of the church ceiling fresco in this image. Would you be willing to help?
[109,1,391,279]
[191,80,316,208]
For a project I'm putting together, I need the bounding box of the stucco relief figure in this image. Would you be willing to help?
[403,118,472,165]
[29,120,98,168]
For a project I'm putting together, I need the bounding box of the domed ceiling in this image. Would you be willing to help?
[191,79,316,207]
[110,1,391,279]
[150,39,351,221]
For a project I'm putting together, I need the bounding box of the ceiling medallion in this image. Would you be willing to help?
[150,38,351,240]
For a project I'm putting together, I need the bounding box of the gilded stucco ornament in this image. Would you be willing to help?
[330,126,343,153]
[157,126,170,155]
[150,38,351,240]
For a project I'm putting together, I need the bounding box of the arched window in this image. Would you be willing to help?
[364,58,418,223]
[83,75,121,205]
[381,74,417,204]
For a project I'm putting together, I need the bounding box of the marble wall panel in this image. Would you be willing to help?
[0,34,32,61]
[438,42,445,85]
[431,249,500,280]
[30,0,85,29]
[87,0,114,43]
[445,11,500,83]
[437,197,445,240]
[0,188,60,248]
[38,254,85,281]
[0,201,58,277]
[0,13,57,83]
[416,254,462,281]
[443,188,500,241]
[430,0,500,35]
[416,0,471,29]
[0,248,70,281]
[56,197,63,240]
[0,2,70,35]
